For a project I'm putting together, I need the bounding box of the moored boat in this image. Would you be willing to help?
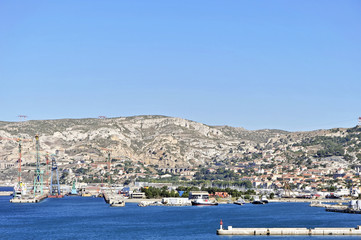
[234,197,246,205]
[189,191,218,206]
[261,195,269,204]
[110,201,125,207]
[191,197,218,206]
[252,196,264,204]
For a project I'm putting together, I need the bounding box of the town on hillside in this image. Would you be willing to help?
[1,117,361,200]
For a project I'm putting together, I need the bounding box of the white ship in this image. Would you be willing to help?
[13,182,27,198]
[189,191,218,206]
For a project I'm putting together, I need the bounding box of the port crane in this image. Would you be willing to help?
[29,150,54,189]
[0,136,32,197]
[33,134,44,196]
[49,155,63,197]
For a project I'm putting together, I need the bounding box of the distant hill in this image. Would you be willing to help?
[0,115,360,183]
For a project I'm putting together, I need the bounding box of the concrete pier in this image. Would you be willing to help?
[310,201,347,209]
[326,208,361,214]
[217,225,361,235]
[0,191,13,196]
[10,194,47,203]
[137,200,191,207]
[103,193,125,207]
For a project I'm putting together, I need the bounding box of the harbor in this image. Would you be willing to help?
[9,194,47,203]
[1,198,361,240]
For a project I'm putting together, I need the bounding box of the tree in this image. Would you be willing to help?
[269,193,275,199]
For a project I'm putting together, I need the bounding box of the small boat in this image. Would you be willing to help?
[138,201,151,207]
[252,196,264,204]
[234,197,246,205]
[261,195,269,204]
[110,201,125,207]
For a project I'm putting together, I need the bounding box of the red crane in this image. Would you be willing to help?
[0,137,32,184]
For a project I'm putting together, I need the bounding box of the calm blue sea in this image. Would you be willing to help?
[1,196,361,240]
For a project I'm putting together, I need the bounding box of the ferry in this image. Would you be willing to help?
[189,191,218,206]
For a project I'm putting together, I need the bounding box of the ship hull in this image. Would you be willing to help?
[192,201,218,206]
[48,194,64,198]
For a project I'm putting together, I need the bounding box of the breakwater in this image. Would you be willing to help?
[217,225,361,235]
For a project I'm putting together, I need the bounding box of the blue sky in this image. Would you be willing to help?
[0,1,360,131]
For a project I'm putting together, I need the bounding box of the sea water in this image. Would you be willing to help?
[1,196,361,240]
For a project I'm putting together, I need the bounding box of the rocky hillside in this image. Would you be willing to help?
[0,115,360,183]
[0,115,286,168]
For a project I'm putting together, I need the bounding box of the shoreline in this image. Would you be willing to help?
[270,198,349,203]
[123,198,349,204]
[124,198,162,203]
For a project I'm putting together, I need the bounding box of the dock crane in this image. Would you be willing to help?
[0,136,32,197]
[44,149,65,188]
[33,134,44,197]
[49,155,63,198]
[45,153,50,187]
[29,150,56,190]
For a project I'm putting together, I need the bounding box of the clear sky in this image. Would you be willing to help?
[0,1,360,131]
